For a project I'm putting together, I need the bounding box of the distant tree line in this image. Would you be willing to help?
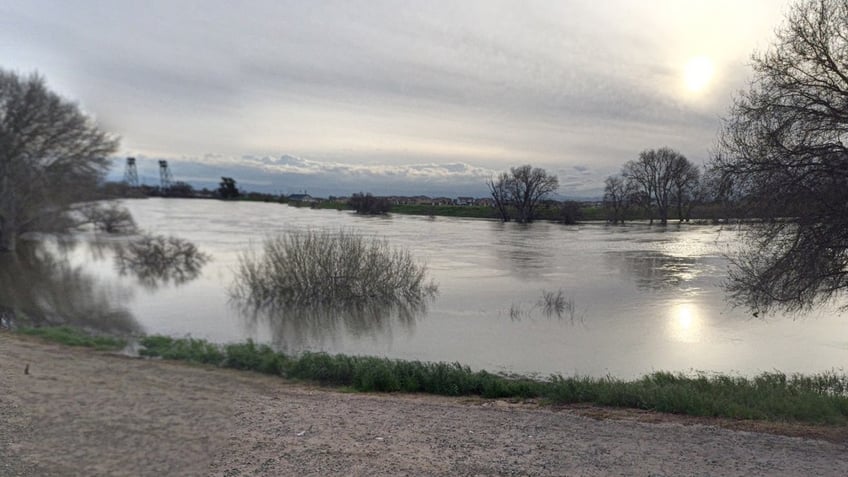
[349,192,390,215]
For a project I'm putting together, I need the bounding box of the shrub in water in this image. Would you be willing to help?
[231,229,436,307]
[115,233,210,287]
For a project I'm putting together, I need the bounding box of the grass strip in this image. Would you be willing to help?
[16,326,127,351]
[15,328,848,425]
[136,334,848,425]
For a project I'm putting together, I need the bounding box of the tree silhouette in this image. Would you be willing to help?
[713,0,848,313]
[218,177,240,199]
[0,70,118,252]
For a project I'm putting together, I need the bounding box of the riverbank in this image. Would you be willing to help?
[14,327,848,425]
[2,332,847,476]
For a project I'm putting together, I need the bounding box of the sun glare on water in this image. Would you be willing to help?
[683,56,715,93]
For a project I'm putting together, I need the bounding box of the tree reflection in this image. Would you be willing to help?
[0,241,140,334]
[114,234,210,289]
[608,251,701,291]
[235,299,429,349]
[490,222,556,277]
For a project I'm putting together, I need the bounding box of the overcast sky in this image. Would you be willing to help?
[1,0,791,197]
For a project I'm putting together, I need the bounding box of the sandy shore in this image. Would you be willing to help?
[1,332,846,476]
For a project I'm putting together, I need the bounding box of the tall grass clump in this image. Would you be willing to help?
[138,335,224,365]
[231,229,437,307]
[539,289,578,321]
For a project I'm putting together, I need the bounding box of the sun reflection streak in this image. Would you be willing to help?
[667,302,703,343]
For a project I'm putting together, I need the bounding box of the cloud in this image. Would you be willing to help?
[4,0,789,189]
[110,154,605,198]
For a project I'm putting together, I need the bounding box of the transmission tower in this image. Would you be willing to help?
[158,160,173,190]
[123,157,139,187]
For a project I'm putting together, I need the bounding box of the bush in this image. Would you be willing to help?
[224,340,286,375]
[231,229,436,307]
[77,202,137,233]
[114,233,210,287]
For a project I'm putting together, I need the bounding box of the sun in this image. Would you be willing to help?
[683,56,715,93]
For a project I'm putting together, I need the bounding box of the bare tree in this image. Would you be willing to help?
[713,0,848,314]
[603,175,637,224]
[486,172,512,222]
[623,147,696,225]
[487,165,559,223]
[671,162,701,223]
[509,165,560,223]
[0,70,118,252]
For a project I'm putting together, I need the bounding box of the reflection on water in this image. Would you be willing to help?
[667,302,704,343]
[237,300,428,349]
[490,222,556,276]
[608,250,701,290]
[114,233,210,289]
[0,241,139,334]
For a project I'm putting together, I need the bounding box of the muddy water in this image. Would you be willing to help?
[2,198,845,378]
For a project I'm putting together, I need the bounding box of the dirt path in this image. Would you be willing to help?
[1,333,846,476]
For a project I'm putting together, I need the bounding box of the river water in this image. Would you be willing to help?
[2,198,845,378]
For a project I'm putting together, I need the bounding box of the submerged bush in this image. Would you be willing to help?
[231,229,437,307]
[77,202,137,234]
[115,233,210,288]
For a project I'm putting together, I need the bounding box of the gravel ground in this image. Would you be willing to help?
[1,332,847,476]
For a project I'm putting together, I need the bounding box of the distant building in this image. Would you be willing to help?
[288,193,316,203]
[455,196,475,206]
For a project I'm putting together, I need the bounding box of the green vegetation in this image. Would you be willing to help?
[136,334,848,425]
[17,326,127,351]
[17,327,848,425]
[138,335,224,364]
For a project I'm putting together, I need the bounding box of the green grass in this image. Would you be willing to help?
[13,327,848,425]
[131,334,848,425]
[138,335,224,364]
[17,326,127,351]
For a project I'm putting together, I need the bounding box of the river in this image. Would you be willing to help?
[1,198,845,378]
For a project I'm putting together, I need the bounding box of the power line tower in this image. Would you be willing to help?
[123,157,139,188]
[158,160,173,190]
